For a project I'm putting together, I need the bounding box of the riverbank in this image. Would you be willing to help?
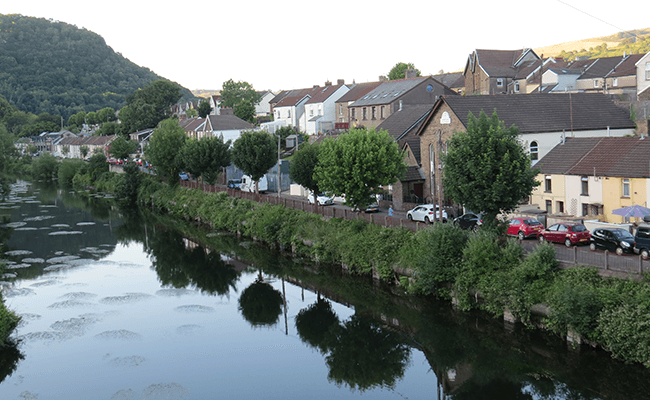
[129,174,650,368]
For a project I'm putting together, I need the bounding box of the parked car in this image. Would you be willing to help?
[227,179,242,190]
[407,204,448,223]
[538,223,590,247]
[240,175,268,193]
[507,217,544,240]
[308,192,334,206]
[364,201,380,213]
[634,224,650,259]
[589,228,635,255]
[453,212,482,231]
[179,172,189,180]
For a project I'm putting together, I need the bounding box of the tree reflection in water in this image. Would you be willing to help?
[295,295,339,354]
[0,338,24,384]
[238,271,284,327]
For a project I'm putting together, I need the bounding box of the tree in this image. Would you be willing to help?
[275,126,298,151]
[80,145,89,159]
[119,80,183,134]
[314,127,406,210]
[180,136,231,185]
[442,110,540,226]
[233,99,256,123]
[97,107,116,123]
[108,136,139,160]
[388,62,421,80]
[231,130,277,193]
[144,118,187,183]
[197,99,212,118]
[220,79,261,109]
[31,153,59,181]
[289,142,321,195]
[186,108,197,118]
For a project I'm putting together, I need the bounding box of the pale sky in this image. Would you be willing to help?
[5,1,649,93]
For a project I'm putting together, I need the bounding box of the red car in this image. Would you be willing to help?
[507,217,543,240]
[538,223,591,247]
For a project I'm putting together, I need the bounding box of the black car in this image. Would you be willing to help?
[453,213,482,231]
[227,179,242,189]
[589,228,635,255]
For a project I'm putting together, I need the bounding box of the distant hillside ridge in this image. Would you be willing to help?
[0,14,195,119]
[535,28,650,60]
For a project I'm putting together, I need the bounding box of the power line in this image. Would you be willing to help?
[556,0,637,39]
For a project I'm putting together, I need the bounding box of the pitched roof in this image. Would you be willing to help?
[336,81,384,103]
[351,77,450,107]
[606,53,645,78]
[474,49,539,77]
[440,93,635,134]
[205,114,253,131]
[578,56,623,80]
[376,104,432,141]
[432,72,464,89]
[535,136,650,178]
[401,136,422,165]
[305,84,346,104]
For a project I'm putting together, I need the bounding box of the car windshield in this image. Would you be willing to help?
[571,224,587,232]
[612,229,634,240]
[523,219,541,225]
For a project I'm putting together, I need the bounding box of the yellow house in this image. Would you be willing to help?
[533,136,650,223]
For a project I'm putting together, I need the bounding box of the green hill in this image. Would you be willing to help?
[535,28,650,61]
[0,14,195,119]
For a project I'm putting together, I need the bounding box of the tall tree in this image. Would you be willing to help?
[220,79,261,109]
[233,99,256,123]
[108,136,139,160]
[145,118,187,183]
[231,130,277,193]
[119,80,183,135]
[388,62,421,80]
[197,99,212,118]
[442,110,540,226]
[180,136,231,185]
[315,127,406,211]
[289,142,321,195]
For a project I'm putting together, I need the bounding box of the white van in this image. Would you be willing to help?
[240,175,268,193]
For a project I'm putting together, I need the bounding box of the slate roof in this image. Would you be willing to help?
[607,53,645,78]
[535,136,650,178]
[305,84,346,104]
[336,81,384,103]
[351,77,432,107]
[401,136,422,165]
[578,56,623,80]
[440,93,635,134]
[474,49,538,77]
[376,105,432,141]
[56,135,116,147]
[432,72,464,89]
[206,114,254,131]
[180,118,206,131]
[401,165,426,182]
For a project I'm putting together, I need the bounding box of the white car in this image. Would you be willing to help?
[407,204,448,223]
[308,192,334,206]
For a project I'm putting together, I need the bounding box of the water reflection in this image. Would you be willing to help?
[238,272,284,327]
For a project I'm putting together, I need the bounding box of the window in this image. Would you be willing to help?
[497,78,504,87]
[581,176,589,195]
[622,179,630,197]
[530,141,538,161]
[544,175,552,192]
[545,200,552,214]
[288,109,291,118]
[594,79,599,88]
[398,100,403,111]
[339,104,343,115]
[557,201,564,213]
[309,108,313,117]
[362,108,367,120]
[582,203,589,216]
[380,106,385,119]
[646,63,650,80]
[371,107,376,120]
[613,78,618,87]
[350,108,356,120]
[514,82,520,92]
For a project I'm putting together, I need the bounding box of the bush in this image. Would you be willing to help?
[58,159,86,187]
[31,153,58,181]
[598,304,650,367]
[0,293,19,345]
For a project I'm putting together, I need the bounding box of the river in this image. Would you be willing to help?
[1,181,650,400]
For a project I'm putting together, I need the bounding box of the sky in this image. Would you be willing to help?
[4,0,649,93]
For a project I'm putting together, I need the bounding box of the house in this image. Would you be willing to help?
[463,48,540,95]
[199,111,254,144]
[508,58,564,94]
[394,93,636,211]
[575,56,625,93]
[333,80,384,130]
[54,134,117,159]
[347,76,456,130]
[637,52,650,100]
[273,86,326,131]
[432,72,465,94]
[179,118,207,140]
[532,136,650,223]
[301,81,350,135]
[209,95,221,115]
[604,53,645,98]
[255,90,276,117]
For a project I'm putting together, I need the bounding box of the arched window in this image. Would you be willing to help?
[530,141,538,161]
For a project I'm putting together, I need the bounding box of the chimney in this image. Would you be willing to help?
[405,69,417,79]
[337,79,345,85]
[379,75,387,82]
[325,80,332,86]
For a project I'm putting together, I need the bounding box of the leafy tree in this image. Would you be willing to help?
[315,127,406,210]
[97,107,117,123]
[231,130,277,193]
[80,145,89,159]
[108,136,138,160]
[197,99,212,118]
[388,62,421,80]
[87,152,108,181]
[289,142,321,195]
[145,118,187,183]
[180,136,231,185]
[118,80,183,134]
[31,152,59,181]
[186,108,197,118]
[233,99,256,123]
[220,79,261,109]
[295,297,339,353]
[115,161,141,207]
[94,121,120,136]
[442,110,540,226]
[238,273,283,327]
[57,158,85,187]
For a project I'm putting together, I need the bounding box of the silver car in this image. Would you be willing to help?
[407,204,448,223]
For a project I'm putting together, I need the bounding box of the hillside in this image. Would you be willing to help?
[535,28,650,60]
[0,14,195,119]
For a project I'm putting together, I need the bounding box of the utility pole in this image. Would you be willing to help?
[277,130,281,198]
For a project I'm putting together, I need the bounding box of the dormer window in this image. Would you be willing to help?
[497,78,504,87]
[514,82,520,93]
[594,80,599,88]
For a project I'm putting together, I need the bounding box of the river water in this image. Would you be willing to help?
[1,181,650,400]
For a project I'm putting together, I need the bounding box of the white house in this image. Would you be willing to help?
[300,81,350,135]
[255,91,276,116]
[274,93,311,129]
[636,52,650,100]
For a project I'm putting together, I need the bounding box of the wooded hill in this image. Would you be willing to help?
[0,14,195,120]
[535,28,650,61]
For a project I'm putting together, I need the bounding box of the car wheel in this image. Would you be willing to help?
[472,224,479,233]
[407,214,412,221]
[616,247,624,256]
[641,249,649,260]
[565,238,572,247]
[453,221,458,227]
[424,216,431,224]
[518,231,525,240]
[589,243,596,251]
[538,235,545,243]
